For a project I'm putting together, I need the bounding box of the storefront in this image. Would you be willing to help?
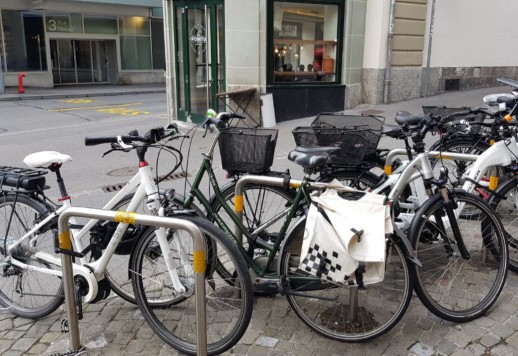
[0,1,165,88]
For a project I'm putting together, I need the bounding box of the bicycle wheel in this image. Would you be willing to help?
[210,182,297,282]
[409,190,508,322]
[280,218,414,342]
[429,137,489,187]
[130,214,253,356]
[0,193,64,319]
[318,169,382,190]
[489,176,518,272]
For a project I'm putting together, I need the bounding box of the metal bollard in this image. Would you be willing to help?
[56,207,207,356]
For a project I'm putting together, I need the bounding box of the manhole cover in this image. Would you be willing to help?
[359,109,384,116]
[107,166,152,177]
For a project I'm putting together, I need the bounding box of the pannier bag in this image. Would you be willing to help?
[299,180,392,286]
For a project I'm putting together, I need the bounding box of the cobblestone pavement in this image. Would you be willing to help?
[2,85,518,355]
[1,276,518,356]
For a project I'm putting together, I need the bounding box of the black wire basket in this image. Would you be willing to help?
[219,127,278,174]
[291,113,384,166]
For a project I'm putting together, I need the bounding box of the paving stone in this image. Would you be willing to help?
[256,336,279,348]
[435,337,458,355]
[232,344,250,356]
[39,331,62,344]
[464,343,487,356]
[505,315,518,331]
[125,339,147,353]
[275,340,294,352]
[479,334,500,348]
[493,323,515,339]
[247,345,270,356]
[10,337,38,352]
[27,343,50,355]
[445,329,471,348]
[490,343,516,355]
[240,330,261,345]
[505,332,518,348]
[25,324,50,338]
[408,342,435,356]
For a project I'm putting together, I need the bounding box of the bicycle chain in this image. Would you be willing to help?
[48,347,86,356]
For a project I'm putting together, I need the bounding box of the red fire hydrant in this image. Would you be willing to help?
[18,73,27,94]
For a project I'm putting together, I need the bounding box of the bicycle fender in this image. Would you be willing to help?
[278,217,307,273]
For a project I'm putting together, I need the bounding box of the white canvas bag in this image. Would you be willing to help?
[299,180,392,285]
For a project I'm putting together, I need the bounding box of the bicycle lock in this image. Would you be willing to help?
[54,207,208,356]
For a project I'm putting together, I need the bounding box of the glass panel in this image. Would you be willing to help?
[84,15,118,34]
[187,8,209,114]
[51,39,76,84]
[151,19,165,69]
[176,7,186,114]
[76,40,93,83]
[92,41,108,82]
[45,13,83,33]
[119,16,150,36]
[120,36,151,70]
[216,4,225,110]
[2,10,47,71]
[272,2,338,83]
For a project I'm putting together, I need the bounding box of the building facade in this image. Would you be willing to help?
[2,0,518,123]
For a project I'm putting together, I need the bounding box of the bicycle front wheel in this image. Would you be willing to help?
[0,193,64,319]
[130,214,253,356]
[280,219,414,342]
[489,176,518,272]
[409,190,508,322]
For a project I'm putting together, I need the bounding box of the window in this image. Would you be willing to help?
[84,15,118,34]
[119,16,151,70]
[151,19,165,70]
[45,13,83,33]
[270,1,342,84]
[1,10,47,71]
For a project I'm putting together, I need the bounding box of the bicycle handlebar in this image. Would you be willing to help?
[84,124,178,147]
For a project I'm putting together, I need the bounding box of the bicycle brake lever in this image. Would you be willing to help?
[102,148,116,157]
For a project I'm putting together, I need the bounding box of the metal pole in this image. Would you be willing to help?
[163,0,178,124]
[57,207,207,355]
[423,0,436,97]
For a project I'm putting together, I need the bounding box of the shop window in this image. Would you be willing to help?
[120,36,151,70]
[119,16,150,36]
[270,1,342,84]
[1,10,47,71]
[45,13,83,33]
[151,19,165,70]
[84,15,118,34]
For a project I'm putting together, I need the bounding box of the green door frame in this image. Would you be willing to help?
[173,1,224,123]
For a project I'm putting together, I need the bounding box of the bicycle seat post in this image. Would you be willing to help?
[49,163,70,202]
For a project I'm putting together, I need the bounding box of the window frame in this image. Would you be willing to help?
[267,0,345,88]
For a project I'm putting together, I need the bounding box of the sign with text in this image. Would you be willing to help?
[46,17,71,32]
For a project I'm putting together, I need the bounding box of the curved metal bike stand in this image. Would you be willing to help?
[55,207,207,356]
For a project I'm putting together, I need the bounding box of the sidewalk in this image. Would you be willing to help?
[2,84,518,356]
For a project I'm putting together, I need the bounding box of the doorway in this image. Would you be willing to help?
[175,1,225,123]
[50,39,116,85]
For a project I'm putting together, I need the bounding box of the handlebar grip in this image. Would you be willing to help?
[84,136,118,146]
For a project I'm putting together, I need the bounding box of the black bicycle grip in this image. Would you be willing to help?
[84,136,118,146]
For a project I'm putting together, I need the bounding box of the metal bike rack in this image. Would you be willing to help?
[55,207,207,356]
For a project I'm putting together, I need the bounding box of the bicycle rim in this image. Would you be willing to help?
[281,223,413,342]
[0,194,64,318]
[131,215,253,356]
[411,191,508,322]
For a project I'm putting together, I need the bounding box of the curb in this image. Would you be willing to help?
[0,89,166,102]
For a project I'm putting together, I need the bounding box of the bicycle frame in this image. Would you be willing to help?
[4,161,189,302]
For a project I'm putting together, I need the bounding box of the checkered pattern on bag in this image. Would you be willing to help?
[299,243,350,283]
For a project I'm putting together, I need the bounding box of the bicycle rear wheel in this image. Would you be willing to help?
[0,193,64,319]
[409,190,508,322]
[280,218,414,342]
[130,214,253,356]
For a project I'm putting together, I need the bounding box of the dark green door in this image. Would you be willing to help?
[175,1,225,123]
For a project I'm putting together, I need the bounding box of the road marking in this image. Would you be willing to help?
[49,102,144,112]
[96,107,150,116]
[59,98,99,104]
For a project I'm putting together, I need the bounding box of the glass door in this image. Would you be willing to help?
[175,1,224,123]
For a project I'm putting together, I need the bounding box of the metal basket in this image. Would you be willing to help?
[218,127,278,174]
[292,126,372,165]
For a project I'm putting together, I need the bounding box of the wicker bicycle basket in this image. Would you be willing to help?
[291,113,384,165]
[218,127,278,174]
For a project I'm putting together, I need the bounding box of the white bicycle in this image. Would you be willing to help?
[0,125,253,356]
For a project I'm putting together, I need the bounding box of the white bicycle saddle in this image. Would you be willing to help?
[23,151,72,169]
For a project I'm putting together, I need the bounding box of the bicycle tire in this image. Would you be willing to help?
[130,214,253,356]
[317,169,382,190]
[279,218,414,342]
[0,193,64,319]
[489,175,518,272]
[209,182,297,283]
[409,190,508,322]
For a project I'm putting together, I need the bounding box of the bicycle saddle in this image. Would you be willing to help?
[288,146,340,169]
[23,151,72,169]
[395,111,428,126]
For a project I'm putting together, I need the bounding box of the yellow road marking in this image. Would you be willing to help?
[59,98,99,104]
[97,107,150,116]
[49,102,143,112]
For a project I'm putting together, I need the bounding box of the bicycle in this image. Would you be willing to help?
[291,111,510,322]
[0,125,253,356]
